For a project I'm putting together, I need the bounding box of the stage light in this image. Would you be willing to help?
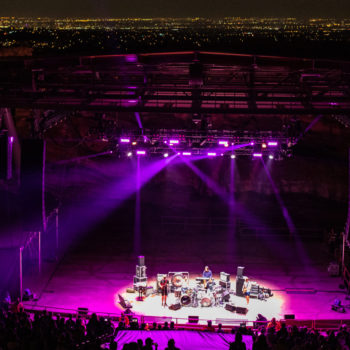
[169,139,179,144]
[182,152,191,156]
[250,141,255,146]
[127,100,138,104]
[218,140,229,147]
[207,152,216,157]
[163,153,169,158]
[269,154,274,159]
[120,138,130,143]
[231,154,236,159]
[253,153,262,157]
[132,141,137,146]
[9,136,14,143]
[136,150,146,155]
[262,143,267,148]
[268,141,278,146]
[127,152,132,157]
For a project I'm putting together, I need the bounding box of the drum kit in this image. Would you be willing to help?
[168,273,229,308]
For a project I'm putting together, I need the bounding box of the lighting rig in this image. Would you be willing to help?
[115,129,296,160]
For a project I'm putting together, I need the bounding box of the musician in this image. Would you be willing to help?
[160,275,169,307]
[243,277,251,305]
[202,266,213,289]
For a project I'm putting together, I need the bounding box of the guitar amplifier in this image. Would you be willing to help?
[220,272,230,282]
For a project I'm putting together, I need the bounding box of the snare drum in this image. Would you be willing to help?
[180,294,192,306]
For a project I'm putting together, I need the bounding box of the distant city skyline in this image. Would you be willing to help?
[1,0,350,19]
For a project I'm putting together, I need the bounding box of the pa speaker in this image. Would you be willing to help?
[138,255,145,266]
[236,277,245,297]
[284,314,295,319]
[237,266,245,277]
[188,315,199,323]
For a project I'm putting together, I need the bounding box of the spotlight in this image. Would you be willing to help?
[269,154,274,159]
[132,141,137,146]
[120,138,130,143]
[253,153,262,158]
[218,140,229,147]
[207,152,217,157]
[182,152,191,156]
[262,143,267,149]
[268,141,278,147]
[250,141,255,146]
[231,154,236,159]
[136,150,146,155]
[127,152,132,157]
[163,153,169,158]
[169,139,179,145]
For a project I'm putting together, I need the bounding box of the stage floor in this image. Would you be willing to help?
[23,239,350,323]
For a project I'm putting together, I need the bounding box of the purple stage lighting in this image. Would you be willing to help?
[169,139,179,144]
[9,136,14,143]
[269,154,274,159]
[127,152,132,157]
[182,152,191,156]
[231,154,236,159]
[253,153,263,157]
[207,152,217,157]
[250,141,255,146]
[127,100,138,104]
[136,150,146,155]
[163,153,169,158]
[268,141,278,146]
[120,138,130,143]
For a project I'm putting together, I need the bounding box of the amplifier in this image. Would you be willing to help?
[133,276,147,285]
[235,277,245,297]
[220,272,230,282]
[136,265,147,278]
[219,281,231,289]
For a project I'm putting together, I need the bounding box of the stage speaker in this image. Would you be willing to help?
[237,266,245,277]
[169,303,181,311]
[225,303,236,312]
[236,277,245,297]
[77,307,89,317]
[236,307,248,315]
[188,315,199,323]
[138,255,145,266]
[284,314,295,319]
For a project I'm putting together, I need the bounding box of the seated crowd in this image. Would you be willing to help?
[1,301,350,350]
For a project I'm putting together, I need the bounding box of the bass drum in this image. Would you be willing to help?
[180,295,192,306]
[200,297,212,307]
[172,274,185,288]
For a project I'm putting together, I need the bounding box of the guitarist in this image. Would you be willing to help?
[243,277,251,305]
[160,275,169,307]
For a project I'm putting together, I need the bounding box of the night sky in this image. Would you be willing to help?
[1,0,350,18]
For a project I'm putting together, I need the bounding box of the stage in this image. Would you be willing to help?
[23,229,349,324]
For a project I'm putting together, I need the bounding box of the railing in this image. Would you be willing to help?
[23,304,350,331]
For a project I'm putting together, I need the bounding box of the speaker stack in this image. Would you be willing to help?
[133,255,147,290]
[235,266,245,297]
